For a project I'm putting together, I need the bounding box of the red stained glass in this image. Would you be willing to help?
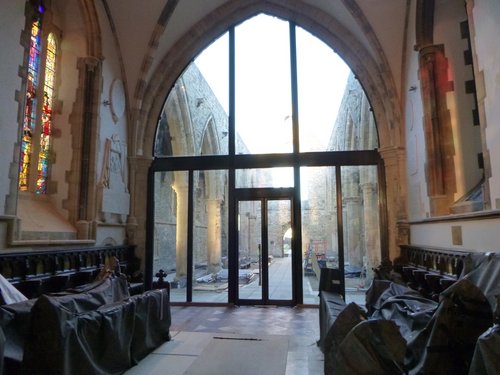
[36,33,57,194]
[19,17,42,191]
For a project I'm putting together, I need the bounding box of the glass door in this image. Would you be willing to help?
[236,189,294,305]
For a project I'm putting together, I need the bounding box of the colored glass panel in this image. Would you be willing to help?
[19,17,42,191]
[36,33,57,194]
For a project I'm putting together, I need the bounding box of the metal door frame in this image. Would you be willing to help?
[234,187,295,305]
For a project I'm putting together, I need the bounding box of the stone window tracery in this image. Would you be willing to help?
[19,11,59,195]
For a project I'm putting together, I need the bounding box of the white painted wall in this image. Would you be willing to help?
[435,0,482,199]
[50,0,86,219]
[472,0,500,209]
[0,0,26,214]
[411,218,500,252]
[405,0,430,221]
[0,0,129,245]
[406,0,500,253]
[94,0,129,245]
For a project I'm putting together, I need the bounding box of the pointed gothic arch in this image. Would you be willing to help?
[130,0,406,263]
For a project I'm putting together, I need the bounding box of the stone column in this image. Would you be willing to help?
[127,155,151,262]
[343,166,362,268]
[172,183,188,280]
[379,146,409,261]
[207,198,222,274]
[361,181,380,281]
[344,196,362,268]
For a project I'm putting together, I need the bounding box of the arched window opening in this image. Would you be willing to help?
[151,13,383,306]
[20,16,43,191]
[154,14,378,158]
[19,17,58,195]
[37,33,57,194]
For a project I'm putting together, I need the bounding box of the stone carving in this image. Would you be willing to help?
[99,134,130,222]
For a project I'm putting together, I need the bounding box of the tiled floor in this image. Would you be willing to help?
[124,305,323,374]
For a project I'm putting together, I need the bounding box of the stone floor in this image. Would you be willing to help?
[170,256,369,305]
[124,305,323,374]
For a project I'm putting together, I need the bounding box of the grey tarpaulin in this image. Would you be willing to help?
[469,294,500,375]
[325,254,500,375]
[0,298,36,365]
[0,277,129,372]
[19,277,131,374]
[405,278,493,375]
[462,252,500,313]
[468,322,500,374]
[369,281,438,341]
[332,319,406,375]
[21,286,170,375]
[324,302,367,374]
[318,291,346,352]
[365,279,392,315]
[23,296,137,375]
[0,326,5,375]
[130,289,171,364]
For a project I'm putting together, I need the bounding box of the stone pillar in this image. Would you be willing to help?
[344,196,362,267]
[379,146,409,261]
[172,183,188,279]
[361,181,380,281]
[207,199,222,274]
[127,155,151,263]
[343,166,362,268]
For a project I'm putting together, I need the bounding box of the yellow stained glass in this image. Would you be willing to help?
[36,33,57,194]
[19,18,42,191]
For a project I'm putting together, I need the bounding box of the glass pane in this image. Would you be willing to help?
[327,75,379,151]
[341,166,380,304]
[297,27,378,152]
[297,26,350,153]
[195,33,229,115]
[156,33,229,157]
[235,14,292,154]
[235,168,293,188]
[301,166,338,304]
[268,199,292,300]
[153,171,188,302]
[192,170,229,303]
[238,200,262,300]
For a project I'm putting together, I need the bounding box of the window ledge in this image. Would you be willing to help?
[409,209,500,224]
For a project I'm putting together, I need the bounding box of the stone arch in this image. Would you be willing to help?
[65,0,103,238]
[137,0,401,157]
[132,0,407,259]
[79,0,102,57]
[164,82,195,156]
[201,117,221,157]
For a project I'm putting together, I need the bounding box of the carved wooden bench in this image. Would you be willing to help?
[393,245,471,300]
[0,245,143,301]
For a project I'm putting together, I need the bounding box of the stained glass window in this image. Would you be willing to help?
[19,17,42,191]
[36,33,57,194]
[19,13,58,195]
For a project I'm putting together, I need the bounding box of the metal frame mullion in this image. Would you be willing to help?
[145,166,155,290]
[336,166,346,299]
[289,21,300,154]
[261,198,269,302]
[150,150,380,172]
[186,170,194,302]
[229,26,235,157]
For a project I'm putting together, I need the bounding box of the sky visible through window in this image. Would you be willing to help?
[195,14,350,153]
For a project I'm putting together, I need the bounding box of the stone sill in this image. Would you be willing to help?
[8,239,95,248]
[409,209,500,225]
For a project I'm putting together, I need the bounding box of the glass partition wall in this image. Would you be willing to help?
[148,14,384,306]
